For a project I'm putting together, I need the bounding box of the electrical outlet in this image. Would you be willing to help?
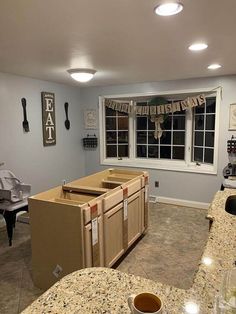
[155,181,159,188]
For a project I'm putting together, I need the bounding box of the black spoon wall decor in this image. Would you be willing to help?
[21,98,30,132]
[64,102,70,130]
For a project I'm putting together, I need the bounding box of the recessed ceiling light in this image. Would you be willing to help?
[67,68,96,83]
[207,63,222,70]
[154,2,183,16]
[188,43,208,51]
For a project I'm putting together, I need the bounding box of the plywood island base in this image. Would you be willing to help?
[29,168,149,290]
[23,189,236,314]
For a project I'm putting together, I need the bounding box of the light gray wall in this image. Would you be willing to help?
[0,72,85,194]
[80,75,236,203]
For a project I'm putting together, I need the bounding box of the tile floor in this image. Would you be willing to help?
[0,203,209,314]
[116,203,209,289]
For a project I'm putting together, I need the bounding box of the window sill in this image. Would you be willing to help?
[101,158,217,175]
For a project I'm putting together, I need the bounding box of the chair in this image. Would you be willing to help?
[0,170,31,245]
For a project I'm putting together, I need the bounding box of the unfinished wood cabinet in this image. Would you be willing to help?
[128,191,142,247]
[84,215,104,267]
[103,202,124,267]
[29,168,149,289]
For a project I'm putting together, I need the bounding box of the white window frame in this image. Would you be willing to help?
[99,87,221,175]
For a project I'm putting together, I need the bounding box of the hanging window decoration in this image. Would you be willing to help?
[104,94,206,139]
[148,96,168,139]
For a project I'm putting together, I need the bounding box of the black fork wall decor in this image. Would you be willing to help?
[21,98,30,132]
[64,102,70,130]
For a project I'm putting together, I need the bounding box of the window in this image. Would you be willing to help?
[99,88,220,174]
[136,103,186,160]
[192,97,216,164]
[105,107,129,158]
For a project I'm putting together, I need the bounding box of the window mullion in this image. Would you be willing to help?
[185,109,192,165]
[171,112,173,159]
[129,100,135,159]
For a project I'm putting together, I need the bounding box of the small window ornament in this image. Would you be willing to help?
[148,97,169,139]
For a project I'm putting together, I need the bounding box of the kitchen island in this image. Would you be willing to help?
[22,189,236,314]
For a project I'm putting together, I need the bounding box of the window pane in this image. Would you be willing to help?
[160,131,171,144]
[204,148,214,164]
[173,146,185,160]
[137,117,147,130]
[137,145,147,158]
[194,105,205,114]
[106,118,116,130]
[105,107,116,116]
[206,98,216,113]
[162,116,172,130]
[137,131,147,144]
[195,115,204,130]
[118,131,128,143]
[194,132,204,146]
[118,117,128,130]
[117,111,128,117]
[148,119,155,130]
[174,109,185,115]
[148,132,159,144]
[160,146,171,159]
[107,145,117,157]
[118,145,129,157]
[193,147,203,162]
[205,132,214,147]
[206,115,215,130]
[148,146,159,158]
[173,132,185,145]
[173,116,185,130]
[106,131,117,144]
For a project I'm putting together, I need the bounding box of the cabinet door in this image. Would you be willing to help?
[84,216,104,267]
[104,203,124,267]
[128,191,142,247]
[140,187,145,233]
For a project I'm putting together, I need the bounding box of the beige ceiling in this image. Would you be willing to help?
[0,0,235,87]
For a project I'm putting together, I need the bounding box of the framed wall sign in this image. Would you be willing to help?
[229,103,236,130]
[41,92,56,146]
[84,109,97,129]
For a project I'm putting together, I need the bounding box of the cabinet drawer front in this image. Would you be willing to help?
[83,200,103,225]
[103,189,123,212]
[122,178,142,197]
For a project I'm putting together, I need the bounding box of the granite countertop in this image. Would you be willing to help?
[22,190,236,314]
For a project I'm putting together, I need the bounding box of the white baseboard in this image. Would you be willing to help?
[149,194,209,210]
[149,195,158,203]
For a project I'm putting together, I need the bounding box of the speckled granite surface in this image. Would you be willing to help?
[22,190,236,314]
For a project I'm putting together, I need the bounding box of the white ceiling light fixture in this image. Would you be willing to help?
[208,63,222,70]
[188,43,208,51]
[154,2,183,16]
[67,68,96,83]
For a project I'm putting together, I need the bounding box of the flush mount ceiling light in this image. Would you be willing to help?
[154,2,183,16]
[207,63,222,70]
[188,43,208,51]
[67,68,96,83]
